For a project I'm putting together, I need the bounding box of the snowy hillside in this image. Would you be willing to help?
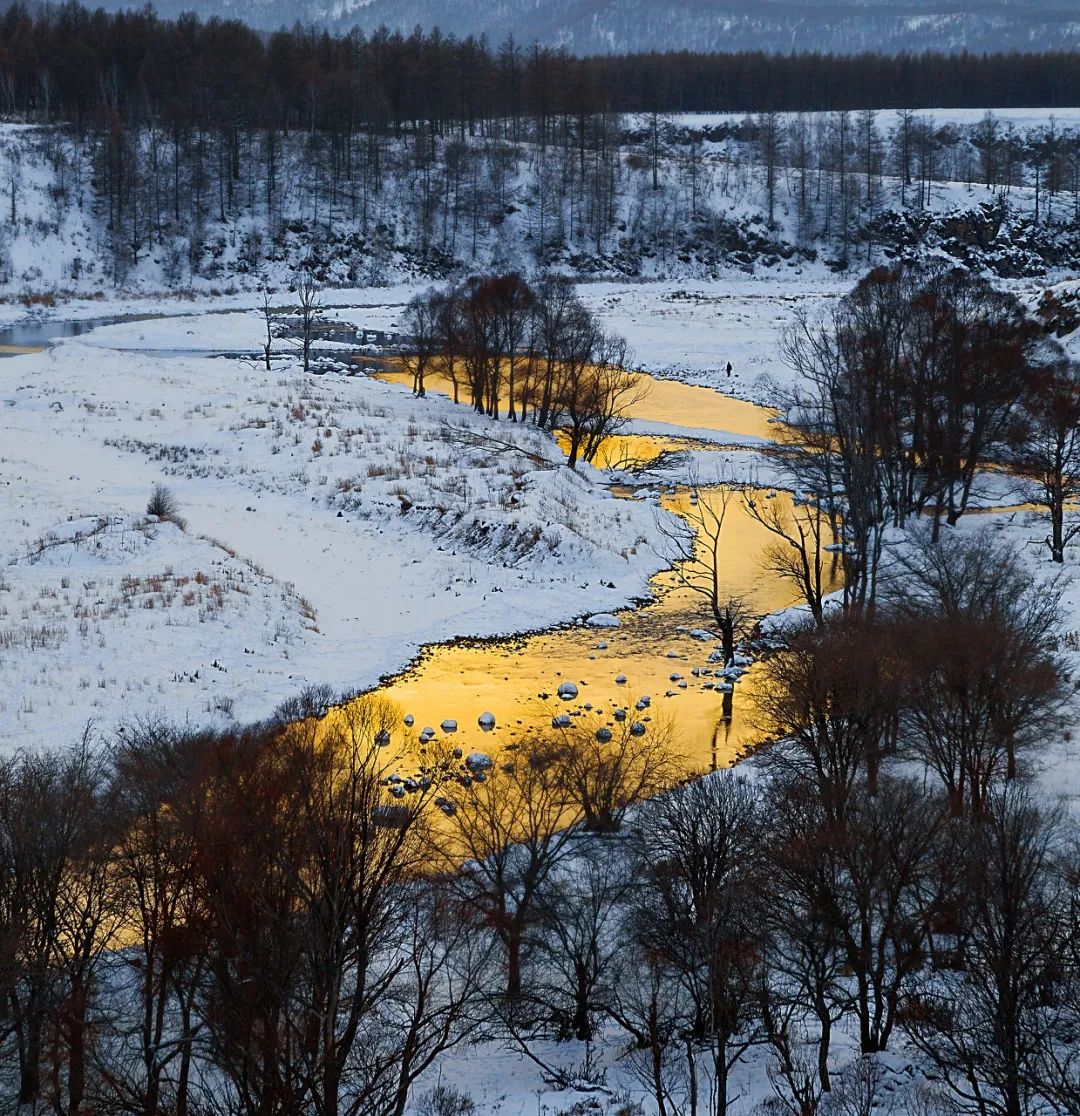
[79,0,1080,54]
[3,109,1080,302]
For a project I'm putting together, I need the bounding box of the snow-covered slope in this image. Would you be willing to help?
[0,319,668,749]
[80,0,1080,54]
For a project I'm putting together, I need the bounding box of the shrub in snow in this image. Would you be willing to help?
[146,484,186,530]
[416,1084,477,1116]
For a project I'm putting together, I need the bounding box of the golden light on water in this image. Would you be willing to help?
[331,488,839,775]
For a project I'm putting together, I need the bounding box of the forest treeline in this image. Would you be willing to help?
[4,1,1080,133]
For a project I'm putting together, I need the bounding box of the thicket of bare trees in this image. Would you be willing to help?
[401,272,644,467]
[1,529,1078,1115]
[763,261,1080,631]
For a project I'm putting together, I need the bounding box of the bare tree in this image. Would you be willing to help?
[622,773,765,1116]
[103,720,212,1116]
[655,478,755,665]
[833,777,946,1055]
[1015,356,1080,562]
[759,775,853,1094]
[259,280,277,372]
[0,737,110,1107]
[888,529,1065,810]
[752,615,904,815]
[743,487,836,628]
[552,715,676,833]
[901,787,1065,1116]
[401,288,443,398]
[528,840,632,1042]
[437,739,583,1004]
[563,333,646,467]
[294,269,322,373]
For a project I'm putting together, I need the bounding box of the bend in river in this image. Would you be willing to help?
[320,367,839,774]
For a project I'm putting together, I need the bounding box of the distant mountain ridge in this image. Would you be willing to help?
[83,0,1080,54]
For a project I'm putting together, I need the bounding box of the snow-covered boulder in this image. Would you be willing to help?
[478,712,496,730]
[557,681,579,700]
[587,613,622,629]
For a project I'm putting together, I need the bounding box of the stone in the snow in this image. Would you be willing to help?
[717,682,735,693]
[404,714,415,726]
[557,681,579,700]
[587,613,622,629]
[614,709,627,721]
[615,674,627,684]
[596,641,608,650]
[375,730,391,747]
[690,629,714,641]
[669,672,682,681]
[552,714,572,728]
[630,722,647,737]
[465,752,493,772]
[478,712,496,730]
[440,719,458,733]
[596,727,613,742]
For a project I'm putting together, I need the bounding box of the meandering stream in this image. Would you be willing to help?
[1,308,833,771]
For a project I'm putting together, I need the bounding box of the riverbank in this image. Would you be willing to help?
[0,333,682,749]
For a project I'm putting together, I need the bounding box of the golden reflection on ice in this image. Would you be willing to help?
[372,366,778,447]
[332,489,838,775]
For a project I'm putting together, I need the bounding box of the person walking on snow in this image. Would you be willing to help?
[726,361,733,377]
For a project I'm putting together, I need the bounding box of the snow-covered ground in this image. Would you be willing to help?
[0,317,680,749]
[664,107,1080,134]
